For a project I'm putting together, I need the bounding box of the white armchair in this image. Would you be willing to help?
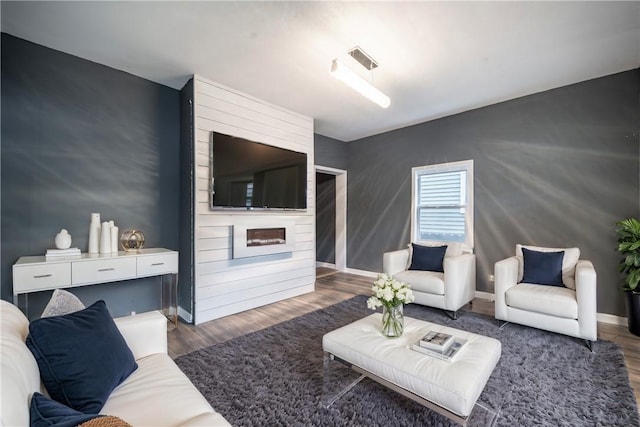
[383,243,476,319]
[494,244,597,350]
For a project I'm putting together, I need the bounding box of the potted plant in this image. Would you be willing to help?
[615,218,640,336]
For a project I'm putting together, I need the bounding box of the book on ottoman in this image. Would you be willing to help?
[412,337,468,362]
[419,330,454,352]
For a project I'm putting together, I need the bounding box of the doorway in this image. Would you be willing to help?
[315,166,347,272]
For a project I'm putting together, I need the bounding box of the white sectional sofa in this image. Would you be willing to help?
[0,300,230,426]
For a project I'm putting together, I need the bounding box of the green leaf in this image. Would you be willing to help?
[630,271,640,290]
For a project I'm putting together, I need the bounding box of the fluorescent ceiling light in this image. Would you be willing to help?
[330,59,390,108]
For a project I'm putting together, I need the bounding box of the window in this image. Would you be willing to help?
[411,160,474,249]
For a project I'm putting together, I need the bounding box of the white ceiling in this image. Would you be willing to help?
[2,1,639,142]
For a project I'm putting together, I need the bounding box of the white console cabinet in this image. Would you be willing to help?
[12,248,178,322]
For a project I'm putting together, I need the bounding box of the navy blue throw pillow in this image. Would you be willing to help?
[521,247,565,287]
[30,392,101,427]
[408,244,447,272]
[26,301,137,414]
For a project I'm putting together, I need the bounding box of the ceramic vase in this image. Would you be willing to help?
[99,221,111,254]
[88,213,101,254]
[381,304,404,338]
[54,229,72,249]
[111,226,119,253]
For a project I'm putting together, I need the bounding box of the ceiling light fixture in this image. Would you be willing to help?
[330,59,390,108]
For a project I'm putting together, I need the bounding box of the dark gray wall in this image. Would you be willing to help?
[316,173,336,264]
[314,134,348,170]
[179,79,195,317]
[345,69,639,317]
[1,34,180,318]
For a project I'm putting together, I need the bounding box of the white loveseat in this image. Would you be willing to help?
[0,300,230,426]
[383,244,476,319]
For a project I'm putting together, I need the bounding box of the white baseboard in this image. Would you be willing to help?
[316,261,336,269]
[597,312,627,326]
[344,267,379,278]
[178,305,192,324]
[474,291,495,302]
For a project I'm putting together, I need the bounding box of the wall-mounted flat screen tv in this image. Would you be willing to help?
[210,131,307,210]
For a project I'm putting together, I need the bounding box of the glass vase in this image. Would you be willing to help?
[381,304,404,337]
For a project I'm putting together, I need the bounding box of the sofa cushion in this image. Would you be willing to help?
[101,353,229,426]
[41,289,85,318]
[394,270,445,295]
[30,392,101,427]
[26,301,138,414]
[408,244,447,272]
[505,283,578,319]
[521,247,564,287]
[516,244,580,289]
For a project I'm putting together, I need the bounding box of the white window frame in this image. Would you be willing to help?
[410,159,474,250]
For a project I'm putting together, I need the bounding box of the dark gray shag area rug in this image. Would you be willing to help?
[175,296,640,426]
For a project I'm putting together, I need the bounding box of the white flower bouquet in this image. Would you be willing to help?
[367,274,415,337]
[367,273,415,310]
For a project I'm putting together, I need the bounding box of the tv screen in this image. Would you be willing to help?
[210,132,307,210]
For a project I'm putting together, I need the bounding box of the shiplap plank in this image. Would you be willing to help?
[195,151,208,168]
[197,248,232,263]
[198,236,232,251]
[198,226,231,239]
[195,202,316,215]
[196,213,311,227]
[296,232,314,244]
[297,224,314,234]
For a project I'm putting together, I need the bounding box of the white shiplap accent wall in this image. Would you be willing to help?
[192,75,315,324]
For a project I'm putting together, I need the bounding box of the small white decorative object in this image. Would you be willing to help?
[99,221,111,254]
[54,229,72,249]
[88,213,101,254]
[110,225,119,253]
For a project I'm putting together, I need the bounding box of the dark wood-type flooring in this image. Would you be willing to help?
[167,270,640,412]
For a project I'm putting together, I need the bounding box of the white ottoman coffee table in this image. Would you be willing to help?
[322,313,501,426]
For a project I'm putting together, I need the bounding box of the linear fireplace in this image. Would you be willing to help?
[233,221,296,259]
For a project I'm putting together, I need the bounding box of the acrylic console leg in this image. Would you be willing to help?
[161,273,178,326]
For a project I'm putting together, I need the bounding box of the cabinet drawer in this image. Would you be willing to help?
[13,263,71,293]
[137,253,178,277]
[72,257,136,285]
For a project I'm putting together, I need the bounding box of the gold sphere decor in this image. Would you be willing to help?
[119,229,145,251]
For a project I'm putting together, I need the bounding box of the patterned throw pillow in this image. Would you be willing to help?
[41,289,85,318]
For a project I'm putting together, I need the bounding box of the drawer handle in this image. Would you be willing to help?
[98,268,115,272]
[34,274,53,279]
[151,262,165,266]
